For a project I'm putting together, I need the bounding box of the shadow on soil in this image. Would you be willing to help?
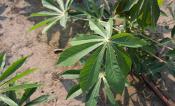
[14,0,87,49]
[60,79,85,102]
[0,4,7,20]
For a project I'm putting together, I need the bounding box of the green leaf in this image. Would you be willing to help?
[112,33,147,48]
[107,19,113,38]
[0,53,6,70]
[42,0,61,13]
[24,95,49,106]
[1,68,37,86]
[66,84,82,99]
[42,17,61,33]
[60,13,68,28]
[57,42,103,66]
[59,70,80,79]
[0,56,27,82]
[141,0,160,27]
[166,49,175,57]
[166,60,175,76]
[171,25,175,38]
[128,0,160,27]
[105,45,125,94]
[101,19,113,38]
[142,45,157,55]
[123,0,139,11]
[158,0,164,6]
[0,95,18,106]
[0,53,4,68]
[1,83,40,93]
[115,48,132,76]
[89,19,106,38]
[65,0,73,9]
[31,0,71,32]
[146,62,165,75]
[103,77,117,106]
[80,46,105,91]
[86,78,101,106]
[128,49,141,73]
[19,87,37,105]
[29,17,57,31]
[6,87,18,103]
[70,34,104,46]
[30,11,58,17]
[56,0,64,11]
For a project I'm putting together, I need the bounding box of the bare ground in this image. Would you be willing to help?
[0,0,84,106]
[0,0,174,106]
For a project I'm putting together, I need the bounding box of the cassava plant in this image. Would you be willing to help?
[31,0,175,105]
[0,53,49,106]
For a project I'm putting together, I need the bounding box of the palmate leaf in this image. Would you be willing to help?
[112,33,147,48]
[57,42,103,66]
[105,45,126,94]
[31,0,73,33]
[0,95,18,106]
[0,56,27,82]
[80,46,106,91]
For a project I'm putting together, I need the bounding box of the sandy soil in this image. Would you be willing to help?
[0,0,84,106]
[0,0,174,106]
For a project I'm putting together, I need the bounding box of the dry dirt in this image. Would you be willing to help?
[0,0,84,106]
[0,0,174,106]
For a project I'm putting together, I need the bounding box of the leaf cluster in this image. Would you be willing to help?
[0,53,49,106]
[31,0,175,105]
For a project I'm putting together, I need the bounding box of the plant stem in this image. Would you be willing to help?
[141,74,174,106]
[70,16,89,21]
[140,34,173,50]
[144,50,167,63]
